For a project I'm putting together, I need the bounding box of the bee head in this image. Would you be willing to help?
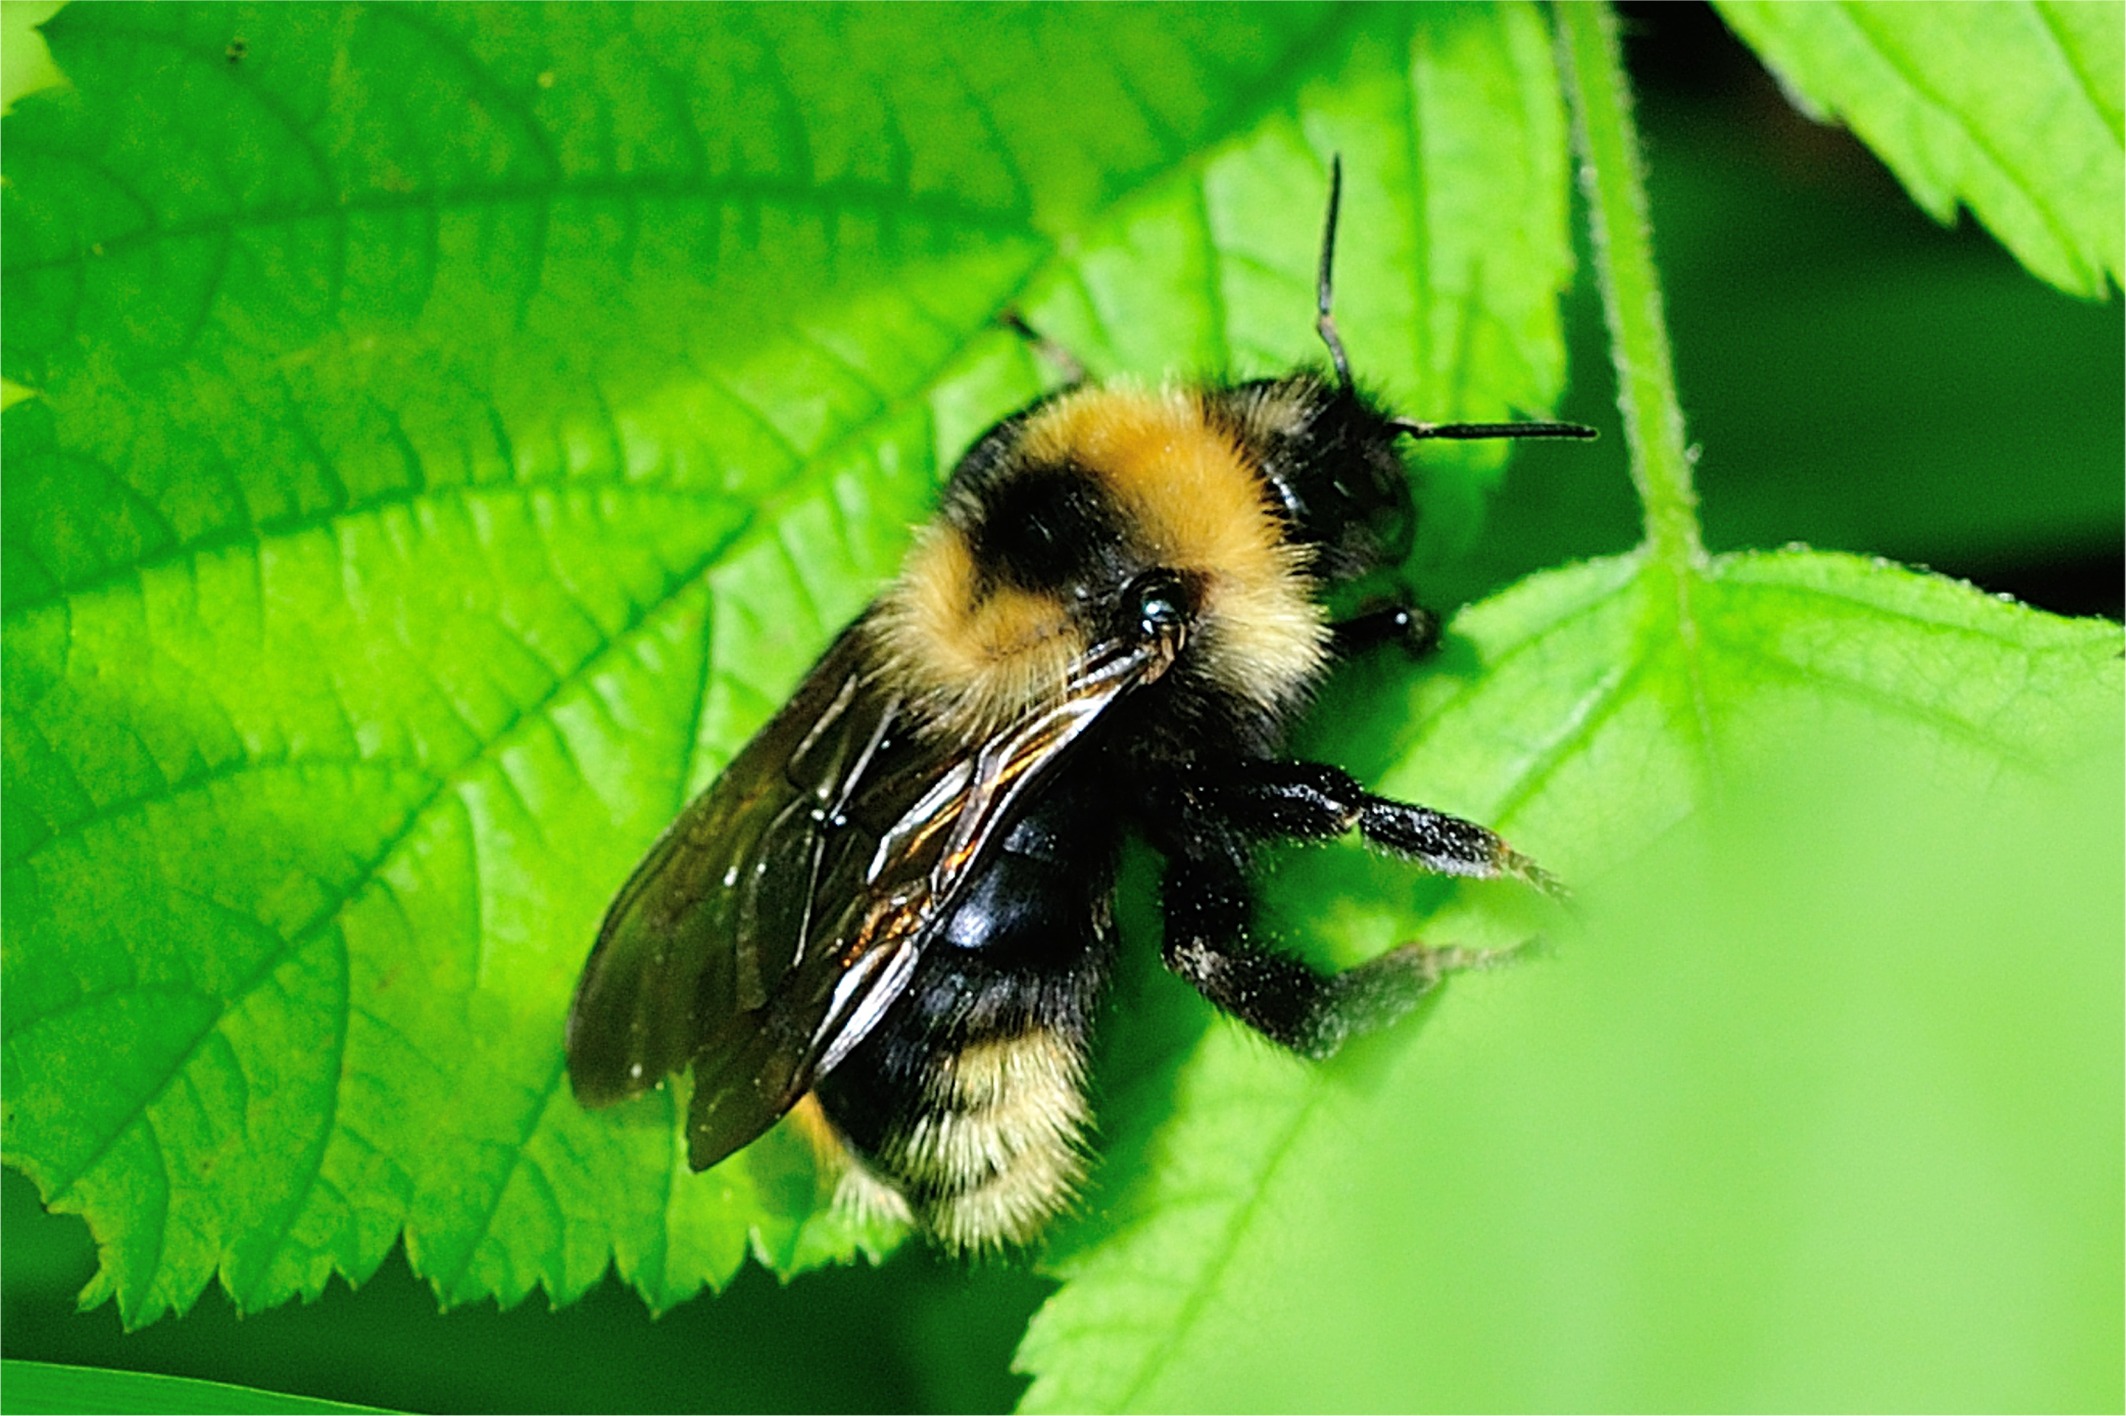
[1240,156,1593,583]
[1207,374,1415,583]
[872,161,1589,743]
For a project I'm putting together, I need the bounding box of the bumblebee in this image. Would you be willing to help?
[566,161,1590,1252]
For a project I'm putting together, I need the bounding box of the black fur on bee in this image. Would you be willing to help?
[566,159,1591,1251]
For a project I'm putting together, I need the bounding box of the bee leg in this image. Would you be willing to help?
[1161,851,1451,1059]
[1332,597,1439,658]
[1209,760,1565,899]
[998,309,1088,387]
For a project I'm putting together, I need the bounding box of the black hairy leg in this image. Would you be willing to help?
[1160,852,1499,1059]
[1332,597,1440,658]
[998,309,1087,387]
[1200,759,1565,898]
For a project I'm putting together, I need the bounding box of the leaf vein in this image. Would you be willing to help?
[2033,0,2126,150]
[436,1054,568,1302]
[238,930,351,1311]
[1190,172,1233,371]
[1109,1075,1326,1410]
[1713,636,2050,772]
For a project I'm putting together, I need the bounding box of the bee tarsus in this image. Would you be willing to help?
[1333,598,1442,658]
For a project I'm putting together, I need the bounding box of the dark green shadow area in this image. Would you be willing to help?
[1,1171,1050,1415]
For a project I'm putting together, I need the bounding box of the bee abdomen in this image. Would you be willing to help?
[816,776,1118,1250]
[902,1029,1092,1251]
[848,1027,1092,1253]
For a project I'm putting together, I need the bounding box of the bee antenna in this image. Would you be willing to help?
[1388,418,1599,442]
[1316,155,1353,390]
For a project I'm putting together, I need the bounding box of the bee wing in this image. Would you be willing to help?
[566,626,912,1104]
[567,617,1179,1172]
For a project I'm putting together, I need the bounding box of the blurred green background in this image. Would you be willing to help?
[3,4,2117,1412]
[1438,3,2122,620]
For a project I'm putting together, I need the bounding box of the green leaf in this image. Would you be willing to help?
[0,1359,391,1415]
[0,4,66,117]
[1,2,1573,1324]
[1714,0,2124,298]
[998,15,2112,1407]
[1016,549,2124,1412]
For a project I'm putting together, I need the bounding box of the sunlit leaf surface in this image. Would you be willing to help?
[1018,550,2123,1412]
[1,1,1571,1323]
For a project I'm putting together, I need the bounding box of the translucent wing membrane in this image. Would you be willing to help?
[567,616,1180,1170]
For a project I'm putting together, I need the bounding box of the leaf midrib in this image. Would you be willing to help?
[0,173,1040,283]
